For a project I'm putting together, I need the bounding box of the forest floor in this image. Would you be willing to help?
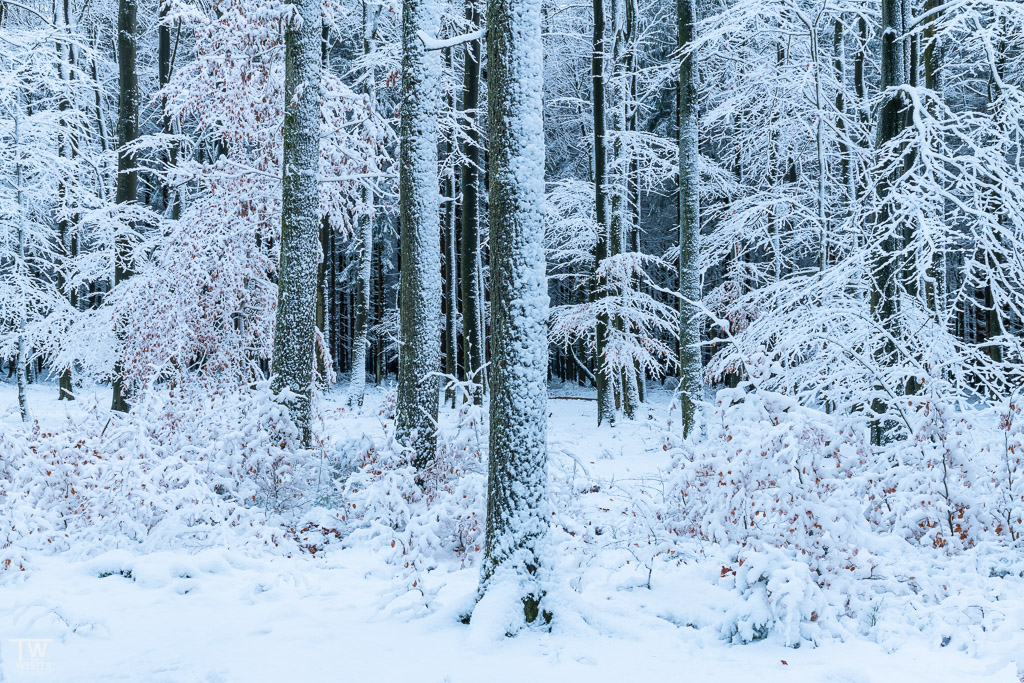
[0,378,1021,682]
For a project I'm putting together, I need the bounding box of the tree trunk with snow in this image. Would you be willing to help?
[610,0,638,419]
[349,0,378,408]
[57,0,76,401]
[158,0,180,219]
[12,106,30,422]
[443,46,458,407]
[397,0,442,468]
[271,0,322,446]
[870,0,909,445]
[460,0,485,404]
[922,0,946,316]
[111,0,139,414]
[677,0,701,438]
[478,0,549,622]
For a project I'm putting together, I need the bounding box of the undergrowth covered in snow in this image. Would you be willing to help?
[1,379,1023,668]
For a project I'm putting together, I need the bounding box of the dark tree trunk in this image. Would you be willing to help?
[111,0,139,413]
[460,0,485,403]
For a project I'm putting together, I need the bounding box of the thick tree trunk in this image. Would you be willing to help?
[678,0,701,438]
[271,0,322,445]
[397,0,442,468]
[460,0,485,403]
[111,0,139,413]
[478,0,549,622]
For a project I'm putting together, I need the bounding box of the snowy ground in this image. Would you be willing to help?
[1,378,1022,682]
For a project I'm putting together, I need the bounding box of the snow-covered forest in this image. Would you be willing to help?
[1,0,1023,677]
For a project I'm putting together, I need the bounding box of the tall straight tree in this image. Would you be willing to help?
[271,0,322,445]
[397,0,442,467]
[477,0,549,622]
[592,0,615,426]
[677,0,701,438]
[56,0,77,402]
[111,0,139,413]
[869,0,909,445]
[349,0,380,408]
[460,0,484,403]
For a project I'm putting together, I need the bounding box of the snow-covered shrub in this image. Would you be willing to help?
[991,400,1024,543]
[0,381,328,573]
[663,376,1024,646]
[339,384,488,589]
[666,382,874,578]
[720,547,841,647]
[874,390,988,551]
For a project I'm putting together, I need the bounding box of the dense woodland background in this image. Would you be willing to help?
[2,0,1024,644]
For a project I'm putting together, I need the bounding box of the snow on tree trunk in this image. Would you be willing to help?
[349,1,377,409]
[477,0,549,622]
[12,107,30,422]
[443,47,458,408]
[870,0,909,445]
[111,0,139,414]
[610,0,639,420]
[922,0,946,316]
[397,0,442,468]
[460,0,484,404]
[678,0,701,438]
[57,0,76,402]
[271,0,322,446]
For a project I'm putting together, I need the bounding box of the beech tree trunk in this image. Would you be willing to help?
[57,0,76,401]
[592,0,616,426]
[870,0,909,445]
[110,0,139,413]
[271,0,322,445]
[478,0,549,622]
[460,0,485,403]
[443,47,458,407]
[678,0,701,438]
